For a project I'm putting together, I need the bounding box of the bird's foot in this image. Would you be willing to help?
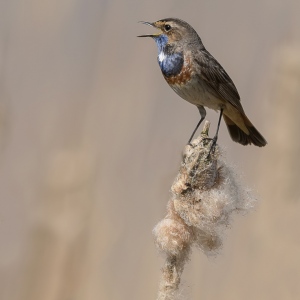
[206,136,218,159]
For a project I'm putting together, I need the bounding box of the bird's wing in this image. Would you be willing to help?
[195,50,244,113]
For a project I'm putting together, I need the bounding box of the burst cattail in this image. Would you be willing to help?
[153,121,255,300]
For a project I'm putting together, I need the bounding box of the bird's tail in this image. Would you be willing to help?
[223,114,267,147]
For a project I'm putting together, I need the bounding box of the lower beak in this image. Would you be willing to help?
[137,34,155,38]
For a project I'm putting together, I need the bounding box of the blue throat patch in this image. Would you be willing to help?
[153,35,184,77]
[154,34,168,53]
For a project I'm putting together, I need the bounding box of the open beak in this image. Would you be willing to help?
[137,21,160,38]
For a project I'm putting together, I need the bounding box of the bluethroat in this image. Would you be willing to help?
[138,18,267,147]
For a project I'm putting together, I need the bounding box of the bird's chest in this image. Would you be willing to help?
[158,51,194,85]
[160,54,223,110]
[158,51,184,77]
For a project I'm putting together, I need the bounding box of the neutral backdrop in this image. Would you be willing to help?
[0,1,300,300]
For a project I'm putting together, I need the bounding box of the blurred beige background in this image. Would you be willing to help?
[0,1,300,299]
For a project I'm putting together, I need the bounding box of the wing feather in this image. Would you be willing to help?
[195,50,244,113]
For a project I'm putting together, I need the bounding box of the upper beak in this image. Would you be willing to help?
[137,21,159,38]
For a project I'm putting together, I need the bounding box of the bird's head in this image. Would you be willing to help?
[138,18,202,52]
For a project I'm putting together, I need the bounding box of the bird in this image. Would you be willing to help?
[138,18,267,148]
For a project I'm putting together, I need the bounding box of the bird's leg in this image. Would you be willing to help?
[207,108,223,156]
[188,106,206,144]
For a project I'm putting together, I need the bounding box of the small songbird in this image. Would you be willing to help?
[138,18,267,147]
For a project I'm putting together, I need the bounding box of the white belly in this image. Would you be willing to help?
[169,76,225,111]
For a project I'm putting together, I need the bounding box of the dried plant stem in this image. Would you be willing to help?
[154,121,255,300]
[158,254,187,300]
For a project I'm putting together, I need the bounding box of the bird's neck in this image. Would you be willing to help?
[154,34,168,53]
[154,35,184,77]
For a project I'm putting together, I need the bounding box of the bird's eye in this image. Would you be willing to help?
[164,24,171,31]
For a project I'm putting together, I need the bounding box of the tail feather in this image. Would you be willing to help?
[223,114,267,147]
